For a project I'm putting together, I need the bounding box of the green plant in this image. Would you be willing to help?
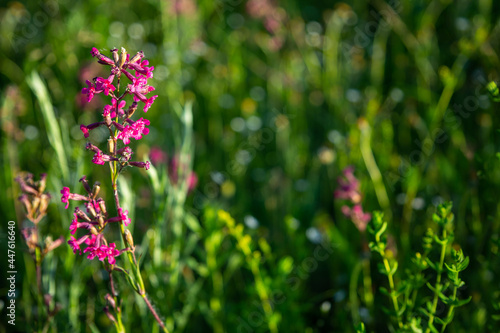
[367,202,471,332]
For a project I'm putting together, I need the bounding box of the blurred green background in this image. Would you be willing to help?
[2,0,500,332]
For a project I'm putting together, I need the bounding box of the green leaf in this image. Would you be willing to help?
[355,322,366,333]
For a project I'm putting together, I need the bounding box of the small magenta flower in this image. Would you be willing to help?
[96,77,116,96]
[118,208,131,226]
[61,187,70,209]
[82,80,98,102]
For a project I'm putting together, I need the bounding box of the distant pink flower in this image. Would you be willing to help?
[342,204,371,232]
[187,172,198,192]
[334,166,361,204]
[150,147,167,165]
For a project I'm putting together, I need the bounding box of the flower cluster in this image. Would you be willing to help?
[62,177,127,265]
[79,47,156,166]
[334,166,371,232]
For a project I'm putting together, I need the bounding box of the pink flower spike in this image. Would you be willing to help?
[143,95,158,112]
[91,47,99,57]
[61,187,70,209]
[118,207,131,226]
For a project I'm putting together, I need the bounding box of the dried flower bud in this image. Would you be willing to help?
[39,173,47,193]
[32,196,41,215]
[19,194,32,216]
[39,193,51,216]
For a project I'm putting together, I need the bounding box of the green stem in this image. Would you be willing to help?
[382,257,403,328]
[425,231,447,333]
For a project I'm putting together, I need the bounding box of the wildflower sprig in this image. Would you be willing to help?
[16,173,64,332]
[61,47,167,333]
[367,202,470,333]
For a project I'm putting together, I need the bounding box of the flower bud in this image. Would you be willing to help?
[108,139,115,155]
[105,294,116,309]
[124,229,135,250]
[111,48,119,64]
[18,194,32,215]
[103,306,116,323]
[129,50,144,64]
[92,182,101,198]
[39,173,47,193]
[79,176,92,194]
[125,101,138,119]
[119,47,127,68]
[39,193,51,216]
[97,198,107,216]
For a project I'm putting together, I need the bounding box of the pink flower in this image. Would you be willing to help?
[118,207,131,226]
[117,118,150,144]
[150,147,167,165]
[334,166,361,204]
[61,187,70,209]
[92,150,107,165]
[103,99,126,118]
[187,172,198,193]
[91,47,100,57]
[60,187,89,209]
[68,236,81,254]
[143,95,158,112]
[80,124,89,138]
[69,213,79,234]
[341,204,371,232]
[96,77,116,96]
[82,80,97,102]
